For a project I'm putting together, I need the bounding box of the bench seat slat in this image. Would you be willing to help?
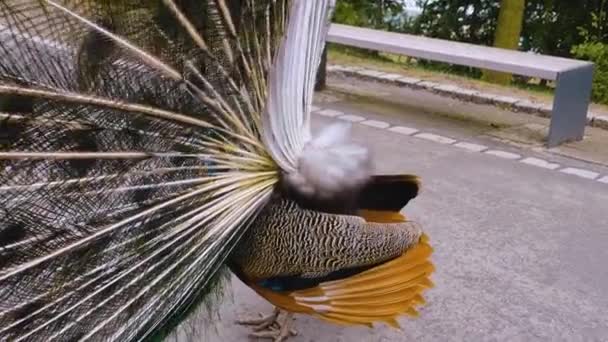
[328,24,592,81]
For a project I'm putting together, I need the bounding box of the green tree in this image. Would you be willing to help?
[522,0,608,57]
[333,0,405,30]
[571,0,608,104]
[413,0,499,45]
[332,0,407,58]
[483,0,526,84]
[413,0,608,56]
[411,0,500,76]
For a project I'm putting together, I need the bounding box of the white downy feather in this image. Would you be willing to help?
[286,121,371,198]
[263,0,372,199]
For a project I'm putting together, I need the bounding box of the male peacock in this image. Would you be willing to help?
[0,1,434,341]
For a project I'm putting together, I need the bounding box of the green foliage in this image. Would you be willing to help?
[576,0,608,43]
[572,1,608,104]
[332,1,410,58]
[572,43,608,104]
[413,0,498,45]
[410,1,500,76]
[333,0,407,30]
[523,0,608,57]
[411,0,607,56]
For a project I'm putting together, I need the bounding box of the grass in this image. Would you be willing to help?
[327,44,556,102]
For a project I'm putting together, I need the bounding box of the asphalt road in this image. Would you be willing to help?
[186,111,608,342]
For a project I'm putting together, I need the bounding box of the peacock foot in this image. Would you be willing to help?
[236,307,280,331]
[236,307,297,341]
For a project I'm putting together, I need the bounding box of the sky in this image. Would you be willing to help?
[402,0,423,15]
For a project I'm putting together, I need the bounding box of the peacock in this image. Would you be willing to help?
[0,1,434,341]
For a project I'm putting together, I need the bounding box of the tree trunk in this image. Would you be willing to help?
[483,0,525,84]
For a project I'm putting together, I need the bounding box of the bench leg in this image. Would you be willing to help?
[548,65,594,147]
[315,46,328,91]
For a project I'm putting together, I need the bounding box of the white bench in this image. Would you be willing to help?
[326,23,595,147]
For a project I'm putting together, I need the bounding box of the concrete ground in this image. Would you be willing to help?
[178,76,608,342]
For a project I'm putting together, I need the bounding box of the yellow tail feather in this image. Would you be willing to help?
[248,235,434,329]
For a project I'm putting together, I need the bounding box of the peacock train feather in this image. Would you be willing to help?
[0,0,341,340]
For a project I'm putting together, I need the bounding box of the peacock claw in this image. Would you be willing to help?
[237,308,297,341]
[249,328,297,342]
[236,307,281,331]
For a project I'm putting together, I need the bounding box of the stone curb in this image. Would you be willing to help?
[327,64,608,132]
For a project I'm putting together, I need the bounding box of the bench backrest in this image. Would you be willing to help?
[327,24,592,81]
